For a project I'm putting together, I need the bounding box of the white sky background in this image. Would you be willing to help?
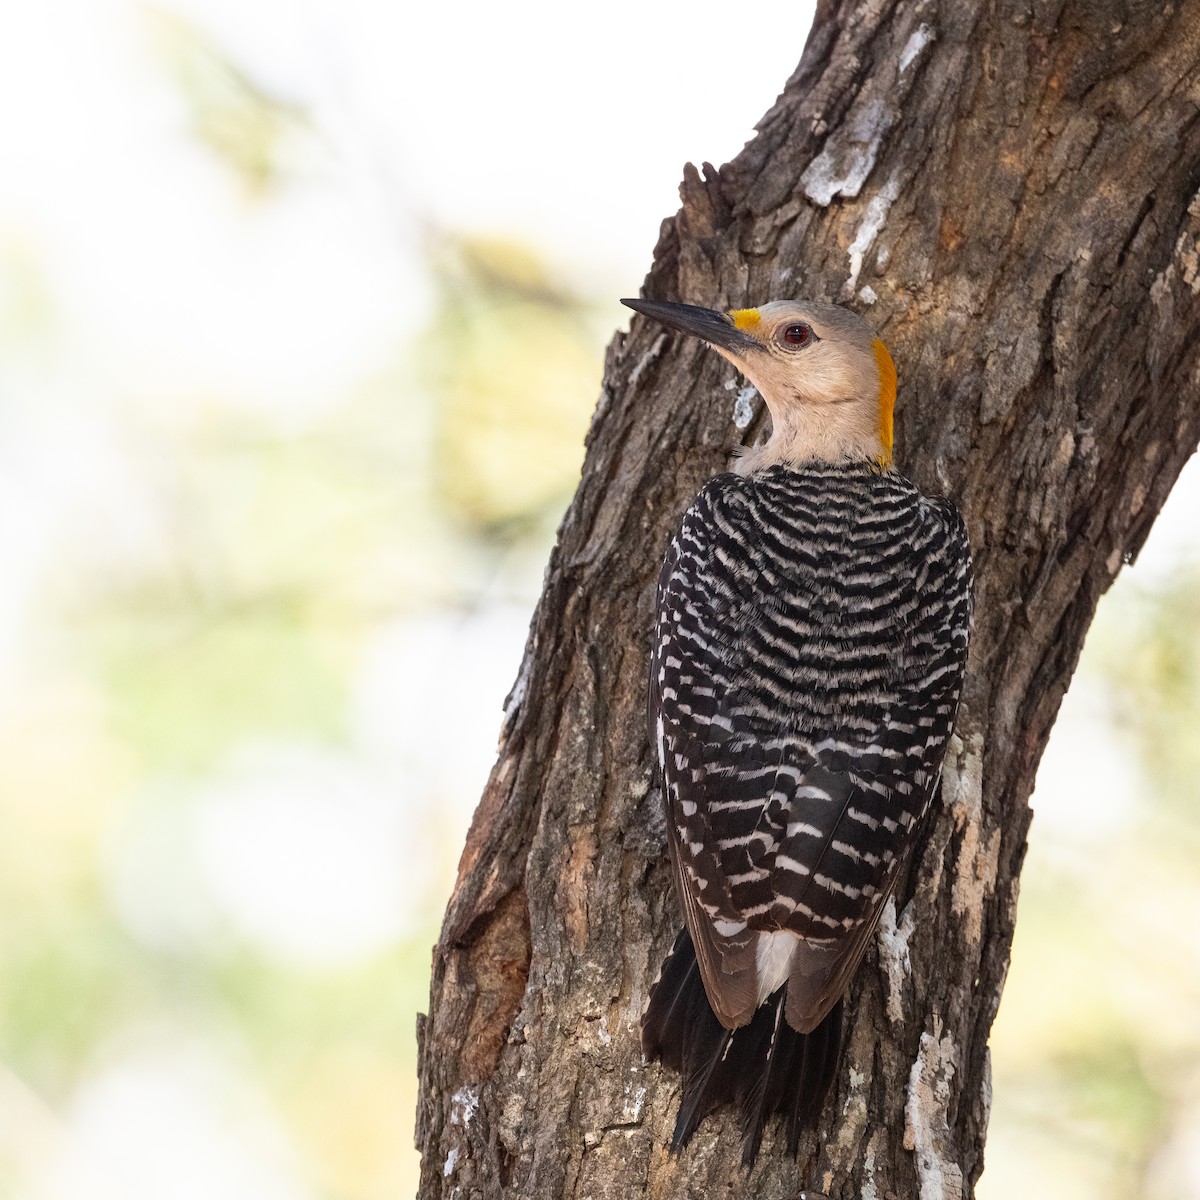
[0,0,817,416]
[1,1,1198,1196]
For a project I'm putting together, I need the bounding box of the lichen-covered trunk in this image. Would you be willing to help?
[415,2,1200,1196]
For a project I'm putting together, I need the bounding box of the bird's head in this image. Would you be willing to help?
[621,298,896,473]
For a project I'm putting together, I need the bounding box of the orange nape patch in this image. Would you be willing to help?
[872,338,896,466]
[729,308,762,333]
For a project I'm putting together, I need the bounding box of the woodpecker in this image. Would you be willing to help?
[623,297,972,1165]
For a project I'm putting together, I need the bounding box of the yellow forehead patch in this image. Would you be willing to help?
[872,338,896,467]
[729,308,761,333]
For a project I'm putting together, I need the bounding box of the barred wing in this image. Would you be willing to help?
[650,467,971,1032]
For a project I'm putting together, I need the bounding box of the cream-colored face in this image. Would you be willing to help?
[717,301,896,471]
[721,301,880,407]
[619,296,897,471]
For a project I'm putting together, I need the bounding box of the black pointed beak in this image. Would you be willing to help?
[621,298,761,357]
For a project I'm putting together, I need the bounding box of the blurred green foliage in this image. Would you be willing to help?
[146,7,314,195]
[0,16,603,1186]
[1099,567,1200,815]
[982,564,1200,1200]
[421,236,605,527]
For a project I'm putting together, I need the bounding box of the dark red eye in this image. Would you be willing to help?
[782,322,812,346]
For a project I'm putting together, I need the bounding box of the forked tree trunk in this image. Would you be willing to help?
[415,3,1200,1196]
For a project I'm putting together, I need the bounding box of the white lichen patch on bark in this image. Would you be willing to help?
[451,1085,479,1129]
[836,1078,867,1133]
[876,894,916,1024]
[1150,258,1176,311]
[443,1085,480,1181]
[842,173,901,296]
[504,648,534,723]
[830,1061,870,1159]
[801,95,892,206]
[980,1046,993,1130]
[904,1019,964,1200]
[620,1081,647,1124]
[1176,227,1200,293]
[732,386,759,429]
[860,1130,886,1200]
[941,732,997,947]
[861,1155,879,1200]
[626,332,668,390]
[899,23,934,73]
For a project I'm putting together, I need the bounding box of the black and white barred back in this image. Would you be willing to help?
[642,462,972,1163]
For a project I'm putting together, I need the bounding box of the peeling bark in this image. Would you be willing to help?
[416,2,1200,1196]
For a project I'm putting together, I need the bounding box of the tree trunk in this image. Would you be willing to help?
[415,2,1200,1196]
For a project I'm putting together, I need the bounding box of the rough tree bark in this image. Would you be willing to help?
[416,3,1200,1197]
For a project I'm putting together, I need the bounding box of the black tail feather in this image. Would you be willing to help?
[642,928,843,1165]
[641,927,702,1075]
[787,999,842,1154]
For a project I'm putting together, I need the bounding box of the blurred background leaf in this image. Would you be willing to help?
[146,6,316,197]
